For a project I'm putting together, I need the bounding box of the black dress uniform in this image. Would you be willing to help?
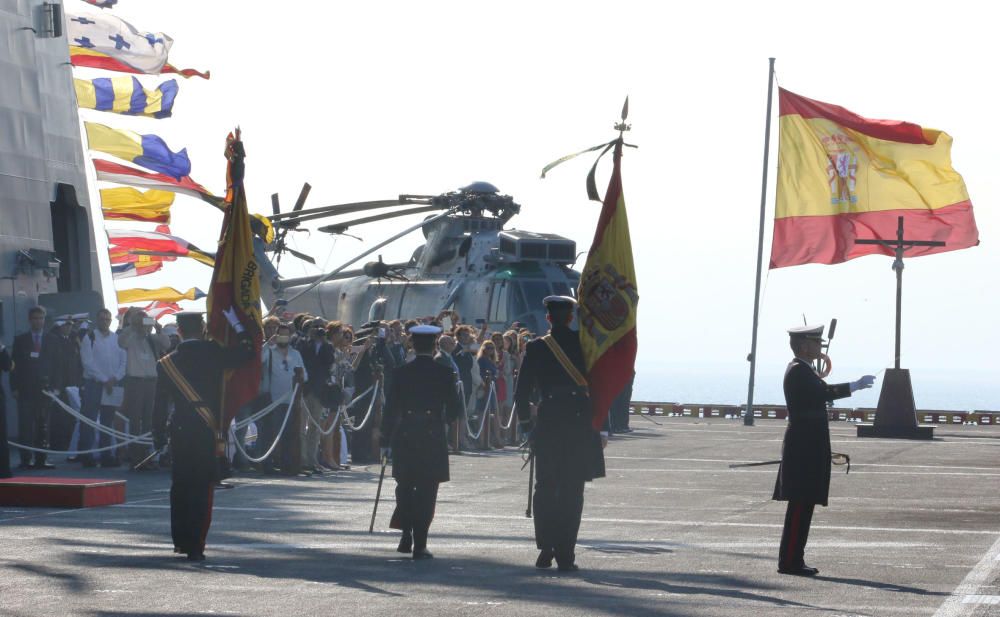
[773,356,851,573]
[153,329,253,560]
[515,315,605,571]
[379,345,462,558]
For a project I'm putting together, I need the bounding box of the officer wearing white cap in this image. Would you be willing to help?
[378,324,462,559]
[774,323,875,576]
[514,295,606,573]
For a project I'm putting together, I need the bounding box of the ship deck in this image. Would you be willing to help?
[1,418,999,616]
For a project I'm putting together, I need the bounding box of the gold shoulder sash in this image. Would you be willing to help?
[541,335,588,388]
[159,354,217,432]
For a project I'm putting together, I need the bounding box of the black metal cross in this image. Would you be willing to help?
[856,216,944,369]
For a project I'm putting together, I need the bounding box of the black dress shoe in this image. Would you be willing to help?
[81,456,97,468]
[18,463,32,471]
[778,565,819,576]
[557,563,580,573]
[186,552,206,562]
[397,533,413,554]
[99,458,121,468]
[33,463,56,470]
[412,547,434,560]
[535,549,554,569]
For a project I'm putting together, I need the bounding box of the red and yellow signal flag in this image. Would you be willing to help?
[579,139,639,431]
[206,130,263,451]
[100,187,173,223]
[771,89,978,268]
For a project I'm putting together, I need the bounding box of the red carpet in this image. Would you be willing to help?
[0,477,126,508]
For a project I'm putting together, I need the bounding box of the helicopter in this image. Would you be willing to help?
[253,181,582,335]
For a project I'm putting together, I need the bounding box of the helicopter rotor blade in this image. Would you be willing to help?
[285,247,317,265]
[318,204,446,234]
[292,182,312,212]
[269,199,422,224]
[270,193,281,216]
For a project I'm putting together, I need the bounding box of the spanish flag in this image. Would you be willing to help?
[771,89,978,268]
[116,287,205,304]
[100,187,173,223]
[579,139,639,430]
[206,130,263,439]
[75,76,178,119]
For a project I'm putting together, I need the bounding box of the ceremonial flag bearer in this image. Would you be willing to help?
[774,324,874,576]
[153,311,254,561]
[379,325,462,559]
[515,296,607,572]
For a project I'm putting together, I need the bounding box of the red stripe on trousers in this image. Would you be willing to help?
[785,502,802,565]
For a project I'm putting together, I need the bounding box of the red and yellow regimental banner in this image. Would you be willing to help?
[771,88,978,268]
[579,140,638,430]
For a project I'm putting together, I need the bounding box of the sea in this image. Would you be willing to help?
[633,365,1000,412]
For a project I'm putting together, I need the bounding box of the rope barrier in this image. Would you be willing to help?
[341,379,383,433]
[43,390,152,444]
[501,401,518,430]
[231,385,299,464]
[8,430,152,456]
[233,390,294,431]
[466,381,495,440]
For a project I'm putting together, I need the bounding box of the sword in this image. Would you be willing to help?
[519,438,534,518]
[132,446,165,471]
[729,452,851,473]
[369,455,388,533]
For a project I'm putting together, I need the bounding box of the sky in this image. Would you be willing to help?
[73,0,1000,408]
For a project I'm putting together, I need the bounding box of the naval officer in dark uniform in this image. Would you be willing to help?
[514,296,606,572]
[774,324,874,576]
[379,324,462,559]
[152,312,255,561]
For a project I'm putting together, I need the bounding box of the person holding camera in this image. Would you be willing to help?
[295,318,336,474]
[118,307,170,469]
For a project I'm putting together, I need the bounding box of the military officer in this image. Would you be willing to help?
[152,312,255,562]
[514,296,606,573]
[774,324,874,576]
[379,325,462,560]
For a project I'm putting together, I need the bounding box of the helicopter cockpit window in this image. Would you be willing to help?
[519,281,551,315]
[551,282,573,298]
[490,281,509,323]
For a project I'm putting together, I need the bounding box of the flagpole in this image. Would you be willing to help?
[744,57,776,427]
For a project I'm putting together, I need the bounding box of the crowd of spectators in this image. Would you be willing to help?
[0,305,634,478]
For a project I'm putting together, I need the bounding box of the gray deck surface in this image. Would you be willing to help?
[2,418,999,616]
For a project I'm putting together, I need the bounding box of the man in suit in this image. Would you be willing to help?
[152,311,254,561]
[774,324,874,576]
[379,325,463,559]
[296,318,336,473]
[10,306,55,469]
[515,296,606,573]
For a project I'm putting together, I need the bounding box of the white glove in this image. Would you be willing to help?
[223,306,245,333]
[850,375,876,392]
